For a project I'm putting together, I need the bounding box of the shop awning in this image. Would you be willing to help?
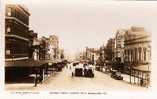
[132,64,151,72]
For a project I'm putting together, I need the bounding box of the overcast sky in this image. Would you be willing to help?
[5,0,157,56]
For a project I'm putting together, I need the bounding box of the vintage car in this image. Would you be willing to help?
[75,68,83,76]
[72,63,84,77]
[84,65,94,78]
[84,68,94,77]
[111,70,123,80]
[72,62,79,66]
[95,66,101,71]
[72,64,94,77]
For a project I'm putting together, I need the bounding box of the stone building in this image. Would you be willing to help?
[124,26,151,87]
[105,38,115,61]
[48,35,59,60]
[115,29,126,63]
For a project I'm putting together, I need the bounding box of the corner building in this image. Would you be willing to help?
[5,4,30,60]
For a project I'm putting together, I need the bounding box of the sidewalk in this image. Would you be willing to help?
[121,73,150,88]
[96,69,148,88]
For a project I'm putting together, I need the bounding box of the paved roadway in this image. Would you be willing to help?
[5,65,149,92]
[34,68,148,91]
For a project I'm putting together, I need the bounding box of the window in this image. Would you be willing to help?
[144,48,147,61]
[7,27,11,33]
[7,8,11,16]
[139,48,141,61]
[135,48,137,61]
[6,50,10,55]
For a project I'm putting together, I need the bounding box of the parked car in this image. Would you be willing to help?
[95,66,101,71]
[111,70,123,80]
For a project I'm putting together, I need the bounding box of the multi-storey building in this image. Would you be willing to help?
[115,29,126,63]
[105,38,115,61]
[124,26,151,87]
[5,4,30,61]
[85,47,99,65]
[28,30,38,58]
[124,26,151,68]
[48,35,59,60]
[39,36,50,60]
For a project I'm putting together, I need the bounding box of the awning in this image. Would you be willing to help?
[5,59,55,68]
[132,64,151,72]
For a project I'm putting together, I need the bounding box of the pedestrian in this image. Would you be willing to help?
[71,64,75,77]
[33,49,38,60]
[140,79,143,86]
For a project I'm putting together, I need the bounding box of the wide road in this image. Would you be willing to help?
[34,67,148,92]
[5,66,148,92]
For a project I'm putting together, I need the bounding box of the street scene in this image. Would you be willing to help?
[5,65,148,91]
[5,1,151,91]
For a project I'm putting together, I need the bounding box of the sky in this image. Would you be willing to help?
[5,0,157,56]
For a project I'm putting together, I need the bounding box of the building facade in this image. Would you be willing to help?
[115,29,126,63]
[28,30,38,58]
[39,36,50,60]
[59,49,65,59]
[48,35,59,60]
[124,26,151,68]
[85,47,99,65]
[105,38,115,61]
[124,26,151,87]
[5,4,30,61]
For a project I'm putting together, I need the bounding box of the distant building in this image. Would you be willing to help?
[29,30,38,46]
[48,35,59,60]
[97,46,105,66]
[28,30,38,58]
[39,36,50,59]
[115,29,126,63]
[85,47,99,64]
[38,36,49,60]
[5,4,30,61]
[105,38,115,61]
[59,49,65,59]
[49,35,59,48]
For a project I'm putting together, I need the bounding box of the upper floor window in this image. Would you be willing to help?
[7,8,11,16]
[7,27,11,33]
[6,50,11,55]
